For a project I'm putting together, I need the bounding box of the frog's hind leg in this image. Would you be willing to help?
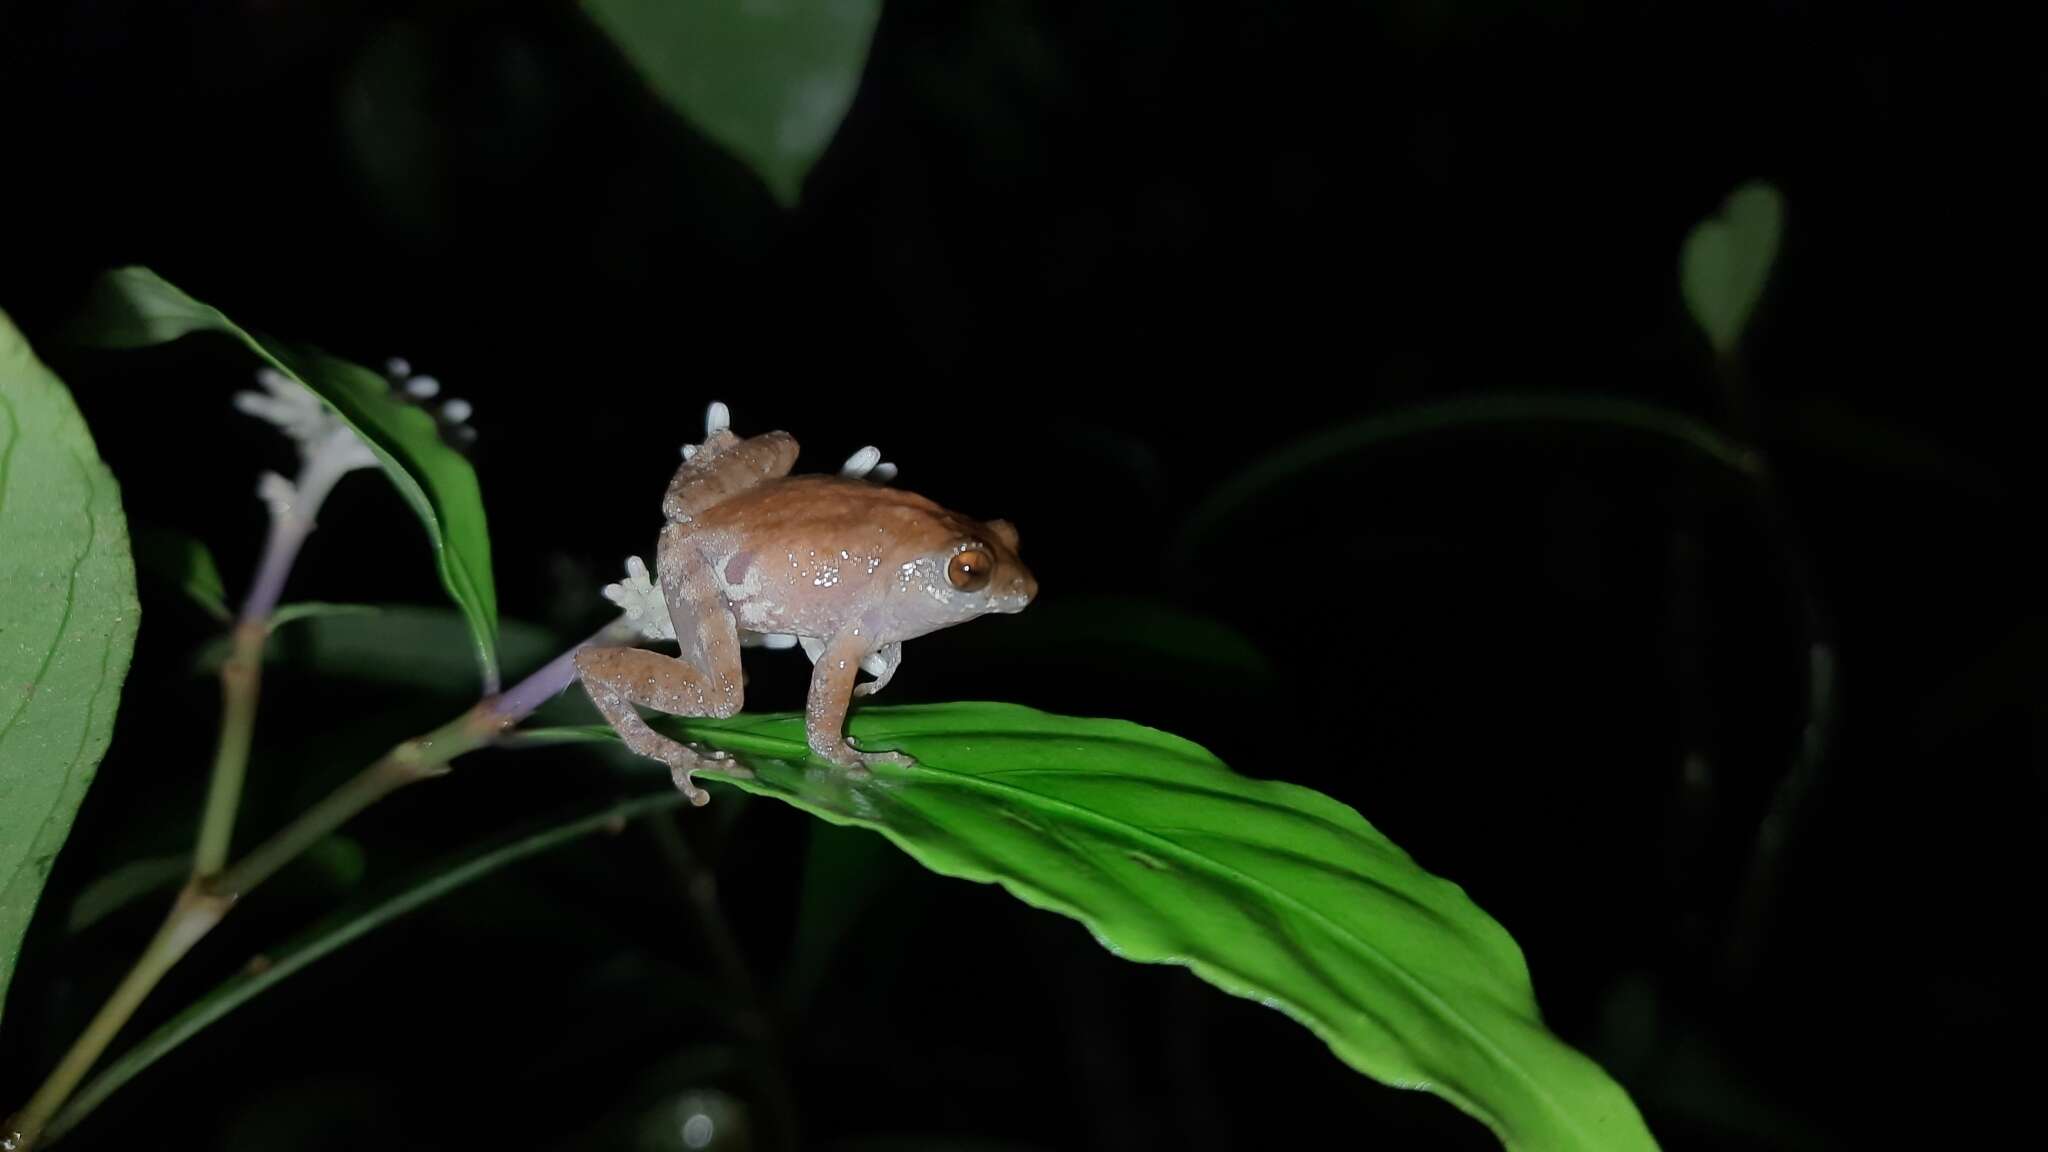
[663,429,799,522]
[574,647,747,805]
[575,542,755,805]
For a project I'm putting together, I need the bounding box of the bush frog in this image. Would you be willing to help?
[575,405,1036,804]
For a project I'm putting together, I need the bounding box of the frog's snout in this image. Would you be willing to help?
[998,570,1038,613]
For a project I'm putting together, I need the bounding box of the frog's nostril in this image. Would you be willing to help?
[1009,573,1038,610]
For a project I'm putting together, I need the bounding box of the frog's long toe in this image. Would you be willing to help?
[668,760,712,806]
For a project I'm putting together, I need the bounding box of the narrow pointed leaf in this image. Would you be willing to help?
[536,703,1661,1151]
[131,528,229,620]
[66,267,500,689]
[0,309,140,1025]
[265,602,382,631]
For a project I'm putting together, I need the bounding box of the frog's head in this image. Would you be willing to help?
[882,516,1036,640]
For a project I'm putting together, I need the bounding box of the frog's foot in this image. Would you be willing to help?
[686,744,755,780]
[816,739,915,778]
[666,756,713,807]
[665,745,749,806]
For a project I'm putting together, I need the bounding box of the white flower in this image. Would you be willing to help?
[841,445,897,483]
[235,369,378,469]
[602,556,677,641]
[384,358,476,444]
[235,368,379,523]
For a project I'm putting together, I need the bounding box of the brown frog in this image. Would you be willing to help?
[576,403,1036,804]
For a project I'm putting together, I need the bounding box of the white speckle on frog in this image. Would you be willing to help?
[813,565,840,588]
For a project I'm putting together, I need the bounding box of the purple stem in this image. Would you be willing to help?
[238,515,311,624]
[238,457,351,624]
[486,618,640,721]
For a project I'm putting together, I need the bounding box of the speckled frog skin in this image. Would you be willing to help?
[574,408,1036,804]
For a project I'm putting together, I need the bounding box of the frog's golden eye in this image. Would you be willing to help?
[947,548,994,591]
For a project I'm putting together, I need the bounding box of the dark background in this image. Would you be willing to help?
[3,1,2041,1149]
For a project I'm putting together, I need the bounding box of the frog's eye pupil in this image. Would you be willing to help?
[947,549,993,591]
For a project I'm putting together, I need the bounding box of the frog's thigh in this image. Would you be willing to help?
[574,646,750,804]
[575,646,738,723]
[659,526,745,706]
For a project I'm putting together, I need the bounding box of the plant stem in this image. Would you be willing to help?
[3,888,228,1150]
[192,621,266,877]
[4,621,627,1149]
[210,712,490,899]
[191,453,344,879]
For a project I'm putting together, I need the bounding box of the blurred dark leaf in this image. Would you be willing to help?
[339,20,446,241]
[131,527,229,621]
[64,856,186,935]
[582,0,883,205]
[1680,181,1784,361]
[214,1075,403,1152]
[1173,394,1762,580]
[966,594,1274,688]
[780,820,898,1015]
[47,792,693,1142]
[194,605,561,696]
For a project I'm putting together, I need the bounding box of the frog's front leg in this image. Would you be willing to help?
[805,628,914,775]
[851,642,901,698]
[798,637,901,697]
[575,528,753,805]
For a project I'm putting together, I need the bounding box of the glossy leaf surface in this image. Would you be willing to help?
[543,702,1659,1151]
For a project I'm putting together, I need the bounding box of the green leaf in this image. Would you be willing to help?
[1680,181,1785,360]
[46,791,691,1142]
[132,528,229,620]
[67,267,500,689]
[1171,394,1763,577]
[0,309,141,1027]
[583,0,883,206]
[538,703,1660,1152]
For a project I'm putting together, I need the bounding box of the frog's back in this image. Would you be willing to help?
[691,472,967,548]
